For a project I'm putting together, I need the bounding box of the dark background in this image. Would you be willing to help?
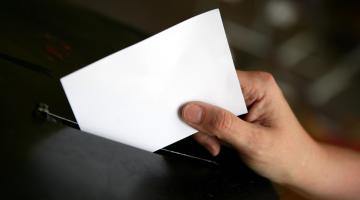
[1,1,359,200]
[63,0,360,147]
[0,1,277,200]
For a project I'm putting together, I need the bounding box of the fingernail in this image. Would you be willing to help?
[182,104,203,124]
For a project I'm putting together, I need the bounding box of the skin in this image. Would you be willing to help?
[180,70,360,200]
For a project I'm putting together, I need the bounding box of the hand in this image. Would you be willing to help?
[180,70,360,199]
[180,70,319,184]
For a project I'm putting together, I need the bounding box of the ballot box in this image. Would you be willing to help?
[0,1,278,199]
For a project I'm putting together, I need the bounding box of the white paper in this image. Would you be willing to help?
[61,9,247,152]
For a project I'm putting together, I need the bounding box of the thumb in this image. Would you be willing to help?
[181,102,257,152]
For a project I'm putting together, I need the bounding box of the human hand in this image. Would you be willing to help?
[180,70,360,199]
[180,70,321,185]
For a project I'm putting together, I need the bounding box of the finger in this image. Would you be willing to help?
[193,132,221,156]
[236,70,258,106]
[244,99,266,123]
[181,101,258,152]
[236,70,267,107]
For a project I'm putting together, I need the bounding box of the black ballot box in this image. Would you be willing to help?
[0,1,278,199]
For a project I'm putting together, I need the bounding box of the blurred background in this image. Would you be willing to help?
[58,1,360,197]
[62,0,360,148]
[1,0,359,199]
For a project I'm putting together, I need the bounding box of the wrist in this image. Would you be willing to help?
[282,134,330,198]
[283,133,326,189]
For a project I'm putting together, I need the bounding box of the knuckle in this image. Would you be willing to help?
[253,71,281,94]
[259,71,275,83]
[209,110,233,134]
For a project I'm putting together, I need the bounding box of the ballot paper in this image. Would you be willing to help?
[61,9,247,152]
